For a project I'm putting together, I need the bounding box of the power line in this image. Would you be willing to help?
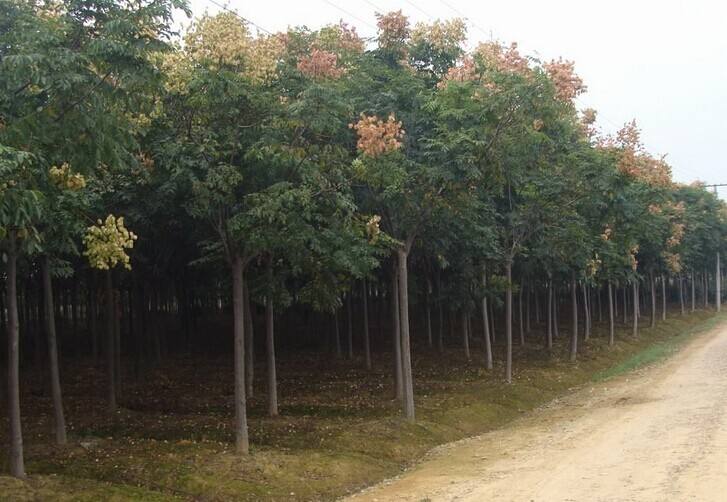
[321,0,378,31]
[437,0,493,40]
[202,0,272,34]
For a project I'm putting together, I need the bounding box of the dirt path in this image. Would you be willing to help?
[347,322,727,502]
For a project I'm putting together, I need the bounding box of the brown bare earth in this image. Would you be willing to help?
[348,320,727,502]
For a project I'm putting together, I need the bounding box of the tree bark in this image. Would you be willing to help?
[243,281,254,399]
[607,282,615,346]
[105,270,117,413]
[679,275,685,316]
[41,256,67,445]
[526,283,531,334]
[582,283,590,340]
[570,273,578,362]
[334,308,341,358]
[505,260,513,383]
[391,267,403,401]
[6,231,26,478]
[396,248,415,421]
[362,279,371,370]
[425,279,432,349]
[717,252,721,312]
[661,275,667,321]
[462,310,470,360]
[632,280,639,338]
[546,280,553,350]
[650,272,656,328]
[265,266,278,417]
[231,254,249,454]
[691,271,696,312]
[481,268,493,370]
[346,291,353,359]
[518,280,524,346]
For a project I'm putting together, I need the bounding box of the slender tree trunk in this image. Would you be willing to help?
[391,267,403,401]
[334,309,341,358]
[661,275,667,321]
[703,269,708,308]
[346,291,354,360]
[679,275,685,316]
[481,268,493,370]
[396,248,415,421]
[462,310,471,360]
[553,288,560,339]
[265,267,278,417]
[362,280,371,370]
[582,283,590,340]
[570,273,578,362]
[691,271,696,312]
[526,283,532,334]
[622,286,627,325]
[534,289,541,325]
[597,286,603,323]
[505,260,513,383]
[607,281,615,346]
[105,270,117,413]
[6,232,25,478]
[231,254,249,454]
[425,279,432,349]
[518,280,524,346]
[244,282,254,399]
[546,280,553,350]
[41,256,67,445]
[717,252,721,312]
[632,280,639,337]
[89,272,98,364]
[650,272,656,328]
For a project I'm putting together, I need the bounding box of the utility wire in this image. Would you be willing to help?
[321,0,378,31]
[202,0,272,34]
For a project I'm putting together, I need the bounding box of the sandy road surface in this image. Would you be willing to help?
[347,322,727,502]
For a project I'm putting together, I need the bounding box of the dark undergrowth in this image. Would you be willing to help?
[1,309,724,501]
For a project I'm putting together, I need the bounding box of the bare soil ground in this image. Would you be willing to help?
[348,317,727,501]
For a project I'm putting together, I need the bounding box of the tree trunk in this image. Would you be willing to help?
[661,275,667,321]
[346,291,353,360]
[632,280,639,337]
[462,310,470,360]
[391,267,403,401]
[334,308,341,358]
[231,254,249,454]
[582,283,590,340]
[570,273,578,362]
[553,288,560,339]
[518,280,524,346]
[650,272,656,328]
[362,279,371,370]
[526,283,531,334]
[243,281,254,399]
[691,271,696,312]
[679,275,685,316]
[717,252,721,312]
[481,268,493,370]
[265,267,278,417]
[505,260,513,383]
[622,285,628,325]
[396,248,415,421]
[6,232,25,478]
[703,269,708,308]
[546,280,553,350]
[41,256,67,445]
[607,281,615,346]
[105,270,117,413]
[597,286,603,323]
[425,279,432,349]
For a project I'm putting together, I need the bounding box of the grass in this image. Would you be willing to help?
[1,308,724,501]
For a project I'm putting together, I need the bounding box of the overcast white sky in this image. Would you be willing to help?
[176,0,727,195]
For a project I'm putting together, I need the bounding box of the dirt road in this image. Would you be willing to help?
[347,322,727,501]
